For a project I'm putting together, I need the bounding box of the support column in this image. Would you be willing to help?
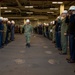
[60,4,64,15]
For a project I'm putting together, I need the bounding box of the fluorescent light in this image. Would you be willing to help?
[54,8,58,10]
[50,8,54,10]
[25,6,29,8]
[50,8,58,10]
[5,10,12,12]
[47,12,54,14]
[52,2,63,4]
[58,2,63,4]
[30,6,33,8]
[3,7,8,9]
[0,7,7,9]
[25,6,33,8]
[52,2,58,4]
[26,12,33,14]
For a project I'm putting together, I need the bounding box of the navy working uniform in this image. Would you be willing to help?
[67,6,75,63]
[55,17,62,50]
[60,10,68,55]
[0,17,4,48]
[10,20,15,41]
[3,18,7,44]
[24,19,33,47]
[5,21,11,44]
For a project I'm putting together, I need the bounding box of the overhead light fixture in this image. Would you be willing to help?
[52,2,63,4]
[3,7,8,9]
[29,6,33,8]
[50,8,58,10]
[26,12,33,14]
[58,2,63,4]
[5,10,12,12]
[25,6,29,8]
[0,7,7,9]
[25,6,33,8]
[47,12,54,14]
[50,8,54,10]
[54,8,58,10]
[52,2,58,4]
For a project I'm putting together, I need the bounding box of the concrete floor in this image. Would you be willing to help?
[0,34,75,75]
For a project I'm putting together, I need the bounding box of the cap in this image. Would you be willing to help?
[0,17,3,22]
[5,18,8,21]
[62,10,68,14]
[11,20,15,24]
[69,6,75,11]
[3,18,6,21]
[26,19,30,23]
[7,21,11,24]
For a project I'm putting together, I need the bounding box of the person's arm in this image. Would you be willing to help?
[23,25,26,33]
[31,25,33,34]
[64,23,68,36]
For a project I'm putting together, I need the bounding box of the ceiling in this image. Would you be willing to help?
[0,0,75,20]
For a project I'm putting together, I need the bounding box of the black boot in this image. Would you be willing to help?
[26,43,28,46]
[28,43,30,47]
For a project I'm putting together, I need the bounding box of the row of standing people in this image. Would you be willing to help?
[15,25,24,34]
[0,17,15,49]
[34,5,75,63]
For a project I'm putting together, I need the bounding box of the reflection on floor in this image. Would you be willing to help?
[0,34,75,75]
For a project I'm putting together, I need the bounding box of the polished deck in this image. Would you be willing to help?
[0,34,75,75]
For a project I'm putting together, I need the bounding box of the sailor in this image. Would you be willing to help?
[10,20,15,41]
[60,10,68,55]
[3,18,8,44]
[67,6,75,63]
[5,21,11,44]
[0,17,4,48]
[24,19,33,47]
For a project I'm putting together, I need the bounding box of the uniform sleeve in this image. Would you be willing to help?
[31,25,33,33]
[23,25,26,33]
[65,23,68,33]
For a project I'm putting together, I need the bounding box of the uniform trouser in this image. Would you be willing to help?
[61,34,68,53]
[43,31,46,37]
[52,31,55,42]
[43,32,45,37]
[50,32,53,40]
[69,35,75,60]
[46,31,49,38]
[5,31,10,44]
[0,32,3,47]
[55,32,61,49]
[37,28,39,34]
[25,35,31,44]
[39,29,42,35]
[3,32,6,43]
[11,30,14,41]
[20,28,22,34]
